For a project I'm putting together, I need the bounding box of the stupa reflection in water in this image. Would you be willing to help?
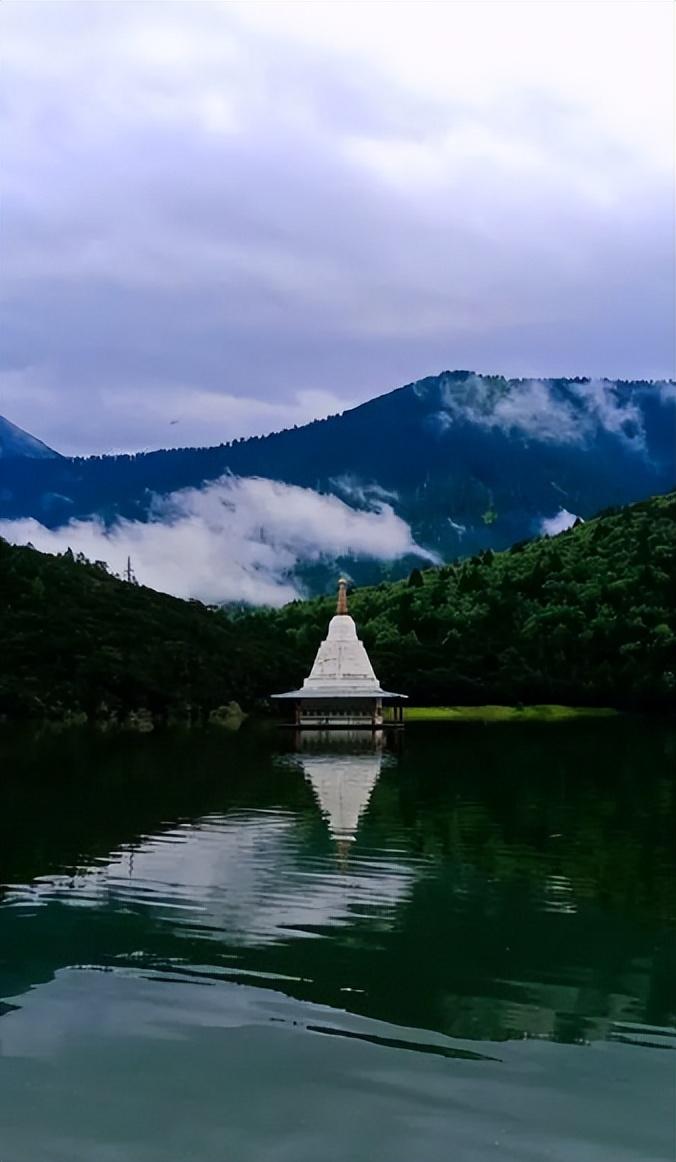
[295,730,387,845]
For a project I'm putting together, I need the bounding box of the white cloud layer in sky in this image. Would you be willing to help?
[0,1,673,454]
[0,475,435,604]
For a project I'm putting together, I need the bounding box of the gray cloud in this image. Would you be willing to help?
[0,2,673,455]
[0,475,435,604]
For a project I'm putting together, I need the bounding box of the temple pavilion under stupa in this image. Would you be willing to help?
[272,579,407,729]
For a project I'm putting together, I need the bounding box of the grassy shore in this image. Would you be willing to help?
[404,705,620,723]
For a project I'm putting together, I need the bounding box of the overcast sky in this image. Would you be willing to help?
[1,0,673,455]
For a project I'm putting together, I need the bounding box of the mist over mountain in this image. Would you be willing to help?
[0,371,673,599]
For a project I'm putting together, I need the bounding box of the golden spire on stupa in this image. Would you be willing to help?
[336,577,348,615]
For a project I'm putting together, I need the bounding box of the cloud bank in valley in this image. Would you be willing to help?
[0,1,673,455]
[0,476,435,605]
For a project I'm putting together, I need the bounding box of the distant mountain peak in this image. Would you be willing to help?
[0,415,60,460]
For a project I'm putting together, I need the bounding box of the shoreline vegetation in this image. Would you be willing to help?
[404,705,620,723]
[0,490,674,725]
[0,704,624,735]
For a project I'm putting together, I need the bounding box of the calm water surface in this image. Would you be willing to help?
[0,721,674,1161]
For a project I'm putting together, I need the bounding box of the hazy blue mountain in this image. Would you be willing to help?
[0,372,673,589]
[0,415,60,460]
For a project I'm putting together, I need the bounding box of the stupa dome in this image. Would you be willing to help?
[302,610,379,691]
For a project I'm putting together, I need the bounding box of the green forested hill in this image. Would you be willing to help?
[239,491,676,711]
[1,491,674,721]
[0,543,288,722]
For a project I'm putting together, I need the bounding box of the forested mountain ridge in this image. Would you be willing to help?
[0,374,673,579]
[1,490,674,721]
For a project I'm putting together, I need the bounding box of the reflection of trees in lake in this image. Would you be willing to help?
[0,721,674,1044]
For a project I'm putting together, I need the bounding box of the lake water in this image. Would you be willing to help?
[0,721,674,1162]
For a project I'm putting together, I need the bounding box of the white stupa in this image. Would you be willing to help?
[272,579,407,728]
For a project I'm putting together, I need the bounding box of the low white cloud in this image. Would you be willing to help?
[329,475,398,507]
[0,475,435,605]
[434,374,652,449]
[447,517,467,538]
[540,509,581,536]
